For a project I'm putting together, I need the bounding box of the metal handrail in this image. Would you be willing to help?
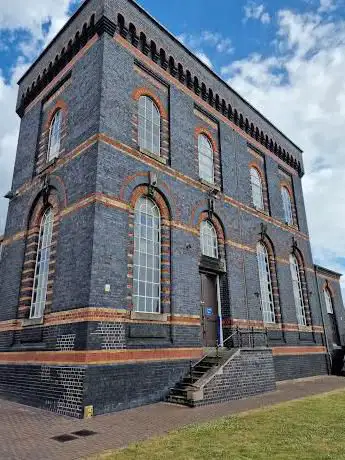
[188,330,238,381]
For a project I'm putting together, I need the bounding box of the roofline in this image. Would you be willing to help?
[17,0,303,154]
[17,0,92,84]
[314,264,343,278]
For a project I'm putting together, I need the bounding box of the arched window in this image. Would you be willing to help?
[47,110,62,161]
[324,288,340,345]
[281,187,293,225]
[250,167,264,210]
[30,207,54,319]
[256,242,275,323]
[133,197,161,313]
[138,96,161,155]
[198,134,214,184]
[200,220,218,258]
[289,254,307,326]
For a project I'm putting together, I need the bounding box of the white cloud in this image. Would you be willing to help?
[244,2,271,24]
[195,51,213,69]
[0,0,82,235]
[222,7,345,284]
[178,30,233,55]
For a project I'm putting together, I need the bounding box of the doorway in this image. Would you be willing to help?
[200,273,219,347]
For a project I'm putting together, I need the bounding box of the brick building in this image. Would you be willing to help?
[0,0,344,417]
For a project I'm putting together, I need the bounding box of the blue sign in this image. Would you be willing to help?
[206,307,213,316]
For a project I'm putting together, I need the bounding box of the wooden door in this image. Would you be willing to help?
[200,273,218,347]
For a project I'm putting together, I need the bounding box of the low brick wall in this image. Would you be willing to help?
[192,348,276,407]
[273,353,329,381]
[0,364,85,418]
[84,359,192,416]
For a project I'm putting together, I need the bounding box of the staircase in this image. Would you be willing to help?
[166,348,237,406]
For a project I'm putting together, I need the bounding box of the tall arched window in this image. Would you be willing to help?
[200,220,218,258]
[133,197,161,313]
[138,96,161,155]
[324,288,340,345]
[250,167,264,210]
[281,187,293,225]
[289,254,307,326]
[30,207,54,319]
[47,110,62,161]
[198,134,214,184]
[257,242,275,323]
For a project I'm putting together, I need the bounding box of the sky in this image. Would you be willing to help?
[0,0,345,285]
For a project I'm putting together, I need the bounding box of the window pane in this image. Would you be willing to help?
[30,208,54,319]
[200,221,218,258]
[257,243,276,324]
[250,168,264,210]
[133,197,161,313]
[47,111,62,162]
[198,135,214,184]
[282,187,293,225]
[289,254,307,326]
[138,96,161,155]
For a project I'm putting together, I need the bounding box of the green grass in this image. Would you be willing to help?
[94,390,345,460]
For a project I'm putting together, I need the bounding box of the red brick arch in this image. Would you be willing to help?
[132,87,168,119]
[195,127,218,154]
[44,99,67,131]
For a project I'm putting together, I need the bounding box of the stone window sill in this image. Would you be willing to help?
[22,317,44,328]
[254,206,269,216]
[199,178,220,192]
[39,157,58,174]
[130,311,168,322]
[139,148,167,164]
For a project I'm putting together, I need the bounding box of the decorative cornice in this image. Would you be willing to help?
[18,11,303,176]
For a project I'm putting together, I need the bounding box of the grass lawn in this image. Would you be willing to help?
[94,390,345,460]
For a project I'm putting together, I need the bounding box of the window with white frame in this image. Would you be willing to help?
[47,110,62,162]
[133,197,161,314]
[200,220,218,258]
[289,254,307,326]
[198,134,214,184]
[138,96,161,155]
[324,288,340,344]
[30,207,54,319]
[256,242,276,323]
[281,186,293,225]
[250,167,264,210]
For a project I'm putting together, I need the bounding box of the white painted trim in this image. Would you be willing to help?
[216,276,224,347]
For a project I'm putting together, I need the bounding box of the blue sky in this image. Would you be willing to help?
[0,0,345,285]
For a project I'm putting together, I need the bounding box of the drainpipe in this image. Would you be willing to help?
[314,265,332,374]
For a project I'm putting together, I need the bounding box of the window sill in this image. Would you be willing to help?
[199,178,220,191]
[130,311,168,322]
[139,148,167,164]
[254,206,269,216]
[22,317,44,328]
[39,157,58,174]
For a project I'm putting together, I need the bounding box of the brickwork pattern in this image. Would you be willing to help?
[0,364,85,418]
[194,349,276,407]
[90,322,126,350]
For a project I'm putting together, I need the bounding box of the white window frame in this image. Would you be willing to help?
[250,167,264,210]
[30,208,54,319]
[133,197,161,314]
[198,134,215,184]
[200,220,218,259]
[289,254,307,326]
[47,110,62,162]
[281,187,293,225]
[256,242,276,324]
[324,288,334,314]
[138,96,161,155]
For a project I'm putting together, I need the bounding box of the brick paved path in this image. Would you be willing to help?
[0,375,344,460]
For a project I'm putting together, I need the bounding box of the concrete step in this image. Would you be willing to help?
[166,395,191,406]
